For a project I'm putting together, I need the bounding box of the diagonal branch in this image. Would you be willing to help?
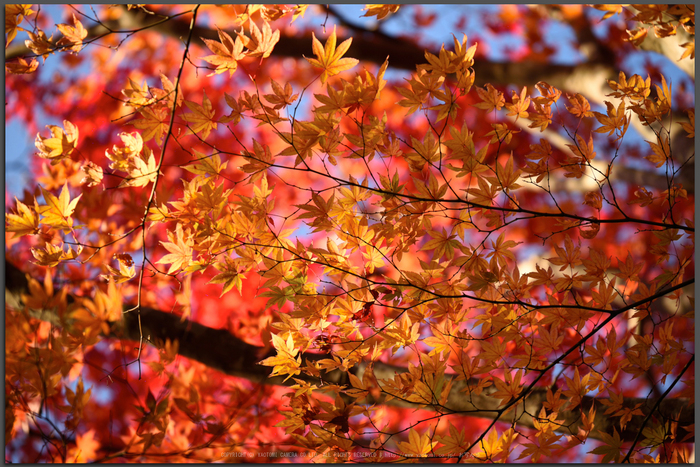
[5,259,693,443]
[8,6,693,194]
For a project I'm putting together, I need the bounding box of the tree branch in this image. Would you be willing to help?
[5,259,693,444]
[8,6,693,193]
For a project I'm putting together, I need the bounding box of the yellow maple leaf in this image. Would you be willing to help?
[363,4,400,20]
[201,28,246,77]
[397,428,437,458]
[34,120,79,164]
[238,20,280,59]
[259,332,301,381]
[31,242,81,267]
[101,261,136,284]
[157,224,193,275]
[304,25,359,84]
[5,198,39,237]
[182,91,217,140]
[36,183,82,232]
[209,258,246,296]
[119,146,159,188]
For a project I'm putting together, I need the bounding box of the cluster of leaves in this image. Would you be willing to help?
[5,4,695,463]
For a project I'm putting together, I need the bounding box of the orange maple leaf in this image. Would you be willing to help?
[73,429,99,462]
[5,57,39,74]
[474,83,505,112]
[305,25,359,84]
[57,14,87,53]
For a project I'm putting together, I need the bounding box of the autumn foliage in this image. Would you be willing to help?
[5,4,695,463]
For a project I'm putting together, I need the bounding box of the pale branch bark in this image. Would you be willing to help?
[5,260,694,444]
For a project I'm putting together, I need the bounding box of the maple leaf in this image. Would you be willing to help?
[31,242,81,267]
[434,422,471,456]
[616,252,643,282]
[472,428,517,462]
[363,4,400,20]
[421,228,460,261]
[593,100,629,140]
[296,192,336,233]
[57,14,87,53]
[362,242,390,273]
[5,198,39,237]
[465,175,498,205]
[588,429,624,463]
[290,4,308,23]
[517,430,563,463]
[24,28,54,61]
[72,429,100,462]
[424,325,455,358]
[106,132,144,171]
[80,162,104,187]
[505,86,530,121]
[474,83,505,112]
[599,390,644,430]
[430,85,459,122]
[131,106,169,144]
[157,224,194,275]
[566,93,594,118]
[184,150,228,180]
[486,153,523,192]
[627,186,655,207]
[486,122,519,145]
[201,28,246,77]
[547,235,582,271]
[101,260,136,284]
[645,134,670,168]
[182,91,218,140]
[562,367,590,410]
[5,57,38,74]
[263,79,298,109]
[481,338,506,363]
[119,146,159,188]
[209,258,246,296]
[491,369,523,407]
[565,134,596,162]
[679,40,695,60]
[259,333,301,381]
[397,76,429,115]
[5,4,33,48]
[259,285,295,310]
[34,120,79,164]
[239,139,275,183]
[238,20,280,58]
[591,278,618,310]
[398,428,437,458]
[151,73,184,108]
[36,183,82,232]
[305,25,359,84]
